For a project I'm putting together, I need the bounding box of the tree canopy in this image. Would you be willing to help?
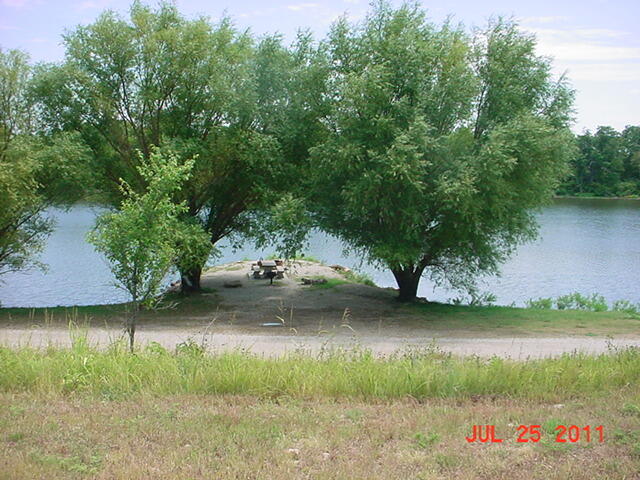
[308,3,575,301]
[2,0,582,306]
[0,47,90,281]
[33,1,328,290]
[88,149,210,350]
[559,125,640,197]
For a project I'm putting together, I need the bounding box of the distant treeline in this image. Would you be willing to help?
[558,126,640,198]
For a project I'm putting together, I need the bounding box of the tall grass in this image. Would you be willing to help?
[1,338,639,400]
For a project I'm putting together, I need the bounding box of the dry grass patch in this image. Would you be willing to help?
[1,388,639,479]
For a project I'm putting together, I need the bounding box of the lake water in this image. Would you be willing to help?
[1,198,639,308]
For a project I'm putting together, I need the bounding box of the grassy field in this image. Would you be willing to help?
[1,343,639,479]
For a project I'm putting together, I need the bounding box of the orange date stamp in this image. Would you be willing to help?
[465,425,604,443]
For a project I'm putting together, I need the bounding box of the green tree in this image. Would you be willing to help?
[309,3,575,301]
[577,127,624,196]
[620,125,640,195]
[560,126,640,197]
[88,149,210,351]
[34,1,328,292]
[0,48,90,282]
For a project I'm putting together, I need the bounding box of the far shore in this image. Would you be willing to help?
[554,194,640,200]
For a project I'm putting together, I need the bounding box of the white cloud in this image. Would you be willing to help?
[236,7,276,19]
[520,16,567,24]
[77,0,112,10]
[1,0,29,7]
[565,63,640,82]
[287,3,319,12]
[522,26,640,62]
[78,1,99,9]
[539,42,640,62]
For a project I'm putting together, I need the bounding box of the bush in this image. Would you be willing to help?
[612,300,639,315]
[526,297,553,309]
[555,293,608,312]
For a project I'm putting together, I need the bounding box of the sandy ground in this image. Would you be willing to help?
[2,261,640,358]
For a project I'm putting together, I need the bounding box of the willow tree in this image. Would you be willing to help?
[33,1,327,291]
[310,3,575,301]
[0,48,90,283]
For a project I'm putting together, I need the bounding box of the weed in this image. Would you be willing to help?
[555,293,608,312]
[7,432,25,442]
[526,297,553,309]
[622,403,640,416]
[612,300,640,315]
[414,432,440,448]
[525,293,640,313]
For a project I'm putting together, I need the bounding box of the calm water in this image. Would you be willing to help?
[1,198,639,308]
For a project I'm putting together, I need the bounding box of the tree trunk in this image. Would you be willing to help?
[126,301,139,353]
[180,266,202,294]
[391,265,426,302]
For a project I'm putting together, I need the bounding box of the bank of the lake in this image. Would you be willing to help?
[2,260,639,359]
[1,197,640,308]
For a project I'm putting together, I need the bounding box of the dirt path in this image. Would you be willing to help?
[2,325,639,358]
[3,261,639,358]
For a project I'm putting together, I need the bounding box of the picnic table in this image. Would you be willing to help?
[250,259,286,282]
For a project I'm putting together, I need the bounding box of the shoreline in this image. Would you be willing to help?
[554,194,640,200]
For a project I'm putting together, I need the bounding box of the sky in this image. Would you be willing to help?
[1,0,639,133]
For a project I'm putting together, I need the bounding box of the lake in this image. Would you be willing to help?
[1,198,639,308]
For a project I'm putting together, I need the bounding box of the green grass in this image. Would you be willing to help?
[1,340,639,401]
[342,269,376,287]
[308,277,350,289]
[2,341,640,478]
[403,301,640,336]
[306,270,376,290]
[2,297,640,337]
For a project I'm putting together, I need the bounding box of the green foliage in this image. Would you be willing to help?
[308,277,349,289]
[0,47,48,279]
[1,341,640,400]
[622,403,640,416]
[555,292,608,312]
[526,297,554,309]
[250,194,312,260]
[414,432,440,449]
[0,150,51,277]
[309,3,575,301]
[33,2,329,286]
[525,293,640,313]
[87,149,210,349]
[175,338,206,358]
[0,48,89,280]
[342,270,376,287]
[559,125,640,197]
[88,149,209,306]
[612,300,639,315]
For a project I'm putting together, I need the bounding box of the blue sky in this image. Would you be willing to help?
[1,0,639,132]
